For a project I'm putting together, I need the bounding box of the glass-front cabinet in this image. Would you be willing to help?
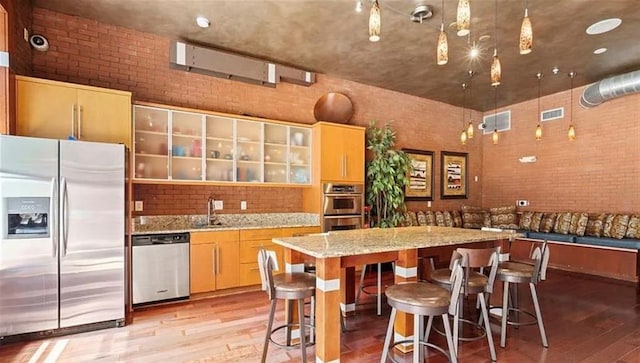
[133,104,311,185]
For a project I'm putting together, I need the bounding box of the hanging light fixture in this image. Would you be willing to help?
[467,70,474,138]
[461,83,468,145]
[519,0,533,54]
[490,0,501,86]
[369,0,381,42]
[355,0,363,13]
[535,72,543,141]
[456,0,471,36]
[568,71,576,141]
[492,86,499,145]
[437,0,448,65]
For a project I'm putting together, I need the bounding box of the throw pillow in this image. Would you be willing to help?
[417,211,427,226]
[483,211,492,228]
[452,210,463,228]
[425,211,436,226]
[461,205,484,229]
[490,205,518,229]
[571,212,589,236]
[540,213,557,233]
[443,211,454,227]
[553,212,572,234]
[408,211,418,226]
[602,214,616,237]
[585,213,606,237]
[610,214,630,239]
[530,212,544,232]
[435,211,445,226]
[519,211,534,230]
[626,215,639,239]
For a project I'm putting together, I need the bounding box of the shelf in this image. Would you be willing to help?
[265,162,287,166]
[172,133,201,139]
[206,136,233,142]
[136,153,168,159]
[264,142,287,147]
[172,156,202,161]
[136,130,168,136]
[206,158,233,162]
[237,160,261,165]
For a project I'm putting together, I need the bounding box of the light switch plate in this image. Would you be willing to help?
[214,200,223,210]
[240,201,247,210]
[134,201,143,211]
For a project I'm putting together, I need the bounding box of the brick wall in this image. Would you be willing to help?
[31,7,484,216]
[481,88,640,214]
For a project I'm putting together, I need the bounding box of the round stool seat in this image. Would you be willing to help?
[385,282,449,316]
[274,272,316,299]
[431,268,489,293]
[497,261,534,283]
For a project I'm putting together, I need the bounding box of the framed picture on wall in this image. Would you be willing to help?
[441,151,468,199]
[402,149,434,201]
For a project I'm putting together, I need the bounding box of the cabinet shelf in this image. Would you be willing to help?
[264,142,288,147]
[136,129,167,136]
[136,153,168,159]
[206,136,233,142]
[172,156,202,161]
[172,133,201,139]
[265,161,287,166]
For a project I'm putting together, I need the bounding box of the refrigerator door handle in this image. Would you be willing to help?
[61,177,69,257]
[50,177,58,258]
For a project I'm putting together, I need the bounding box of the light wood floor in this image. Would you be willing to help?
[1,269,640,363]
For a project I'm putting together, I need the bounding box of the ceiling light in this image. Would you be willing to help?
[519,6,532,55]
[586,18,622,35]
[490,0,501,86]
[469,43,479,58]
[456,0,470,36]
[568,71,576,141]
[593,47,607,54]
[436,0,448,65]
[467,70,474,138]
[355,0,363,13]
[535,72,543,141]
[492,85,499,145]
[461,82,467,145]
[196,16,210,28]
[369,0,381,42]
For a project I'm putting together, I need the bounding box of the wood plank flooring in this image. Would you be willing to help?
[1,269,640,363]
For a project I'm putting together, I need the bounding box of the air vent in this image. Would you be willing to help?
[482,110,511,134]
[541,107,564,122]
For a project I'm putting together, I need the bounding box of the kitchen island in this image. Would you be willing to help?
[272,226,520,363]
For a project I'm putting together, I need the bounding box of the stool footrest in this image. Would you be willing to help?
[268,322,316,349]
[385,339,451,363]
[433,316,487,342]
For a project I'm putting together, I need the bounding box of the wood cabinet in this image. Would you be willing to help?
[239,228,284,286]
[315,122,365,183]
[190,230,239,294]
[133,103,312,185]
[16,76,132,146]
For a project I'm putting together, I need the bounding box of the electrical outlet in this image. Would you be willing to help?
[214,200,223,210]
[427,201,432,208]
[516,200,529,207]
[134,201,143,211]
[240,201,247,210]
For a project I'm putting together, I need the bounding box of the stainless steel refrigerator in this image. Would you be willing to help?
[0,135,125,338]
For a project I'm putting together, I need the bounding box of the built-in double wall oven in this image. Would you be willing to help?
[322,183,364,232]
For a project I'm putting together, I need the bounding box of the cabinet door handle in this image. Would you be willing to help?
[216,246,221,275]
[78,105,83,140]
[211,247,216,276]
[70,105,76,138]
[344,155,348,177]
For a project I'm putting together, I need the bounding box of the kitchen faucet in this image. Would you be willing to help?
[207,195,219,225]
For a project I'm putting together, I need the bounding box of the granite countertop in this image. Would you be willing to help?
[272,226,522,258]
[132,213,320,235]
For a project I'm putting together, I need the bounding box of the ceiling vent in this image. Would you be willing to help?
[482,110,511,133]
[541,107,564,122]
[169,41,315,88]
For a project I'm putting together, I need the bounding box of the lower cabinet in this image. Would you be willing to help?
[190,230,239,294]
[239,228,284,286]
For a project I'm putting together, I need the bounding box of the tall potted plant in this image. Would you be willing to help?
[365,121,412,228]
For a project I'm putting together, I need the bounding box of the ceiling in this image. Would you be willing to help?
[33,0,640,112]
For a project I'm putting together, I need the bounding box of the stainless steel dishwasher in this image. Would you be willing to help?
[132,232,190,305]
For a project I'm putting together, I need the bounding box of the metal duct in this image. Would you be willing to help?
[580,69,640,108]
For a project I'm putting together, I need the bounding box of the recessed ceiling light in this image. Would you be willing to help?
[196,16,210,28]
[586,18,622,35]
[593,47,607,54]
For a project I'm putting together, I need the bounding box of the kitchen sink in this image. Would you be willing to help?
[191,223,228,229]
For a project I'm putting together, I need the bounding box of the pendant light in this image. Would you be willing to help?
[369,0,381,42]
[519,0,533,55]
[490,0,501,86]
[460,83,467,145]
[492,86,499,145]
[456,0,471,36]
[437,0,448,65]
[535,72,543,141]
[568,71,576,141]
[467,70,474,138]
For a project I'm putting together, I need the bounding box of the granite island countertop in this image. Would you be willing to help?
[272,226,521,258]
[132,213,320,235]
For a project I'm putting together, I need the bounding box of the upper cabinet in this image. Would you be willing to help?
[133,103,311,185]
[16,76,132,146]
[314,122,365,183]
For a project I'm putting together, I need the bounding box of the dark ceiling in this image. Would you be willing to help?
[33,0,640,112]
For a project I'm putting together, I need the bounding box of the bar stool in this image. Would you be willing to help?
[380,262,464,363]
[429,247,500,361]
[356,262,392,315]
[258,249,316,363]
[497,240,550,348]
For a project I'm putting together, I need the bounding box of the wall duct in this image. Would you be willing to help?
[169,41,315,87]
[580,69,640,108]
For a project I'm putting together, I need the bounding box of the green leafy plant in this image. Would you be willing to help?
[365,120,412,228]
